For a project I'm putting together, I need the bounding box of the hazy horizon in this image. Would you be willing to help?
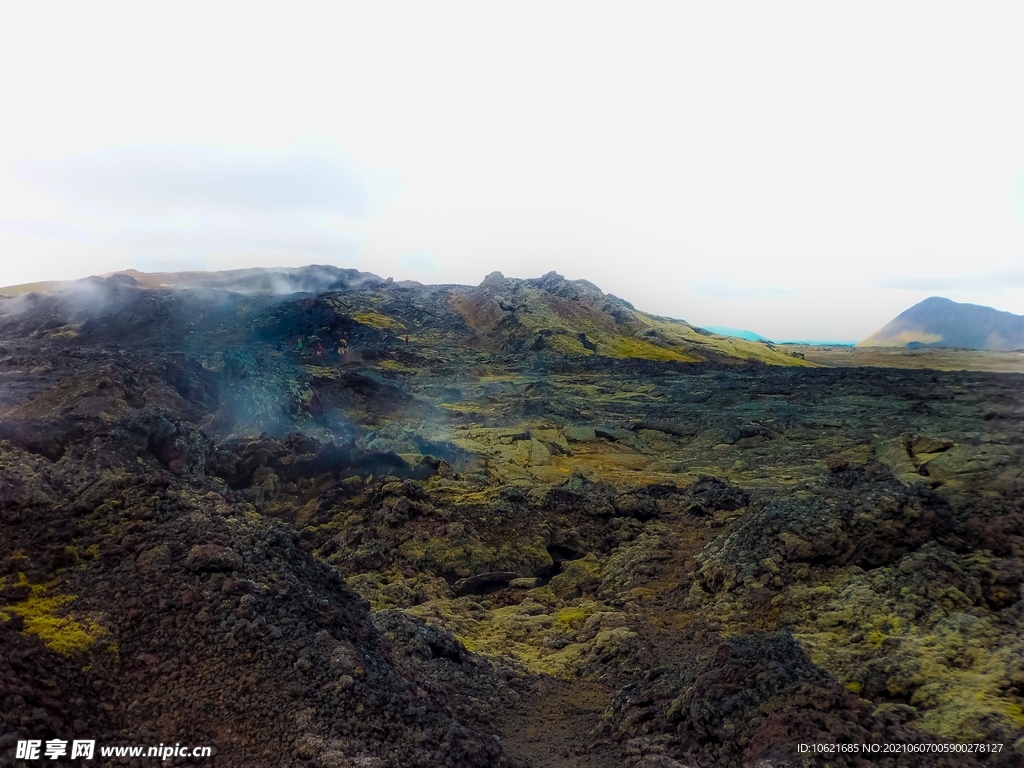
[3,3,1024,342]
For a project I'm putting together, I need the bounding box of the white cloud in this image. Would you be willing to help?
[692,280,798,300]
[18,145,374,218]
[1,145,369,284]
[2,2,1024,340]
[872,263,1024,294]
[399,252,440,277]
[0,219,88,241]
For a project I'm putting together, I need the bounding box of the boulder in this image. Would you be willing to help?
[548,553,601,599]
[186,544,243,573]
[564,426,597,442]
[453,571,520,597]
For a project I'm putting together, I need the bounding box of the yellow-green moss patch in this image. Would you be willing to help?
[604,336,701,363]
[352,311,406,331]
[6,574,108,655]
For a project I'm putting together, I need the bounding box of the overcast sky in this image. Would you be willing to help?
[2,3,1024,341]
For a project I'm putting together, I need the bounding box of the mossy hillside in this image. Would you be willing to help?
[548,553,601,599]
[397,536,497,580]
[345,570,454,611]
[363,524,554,582]
[760,545,1024,743]
[634,312,816,367]
[596,522,686,604]
[405,596,633,677]
[601,335,700,363]
[314,473,563,581]
[321,475,649,679]
[280,360,1015,753]
[351,311,406,331]
[449,271,811,366]
[340,544,631,678]
[4,368,134,423]
[546,333,597,357]
[672,454,1024,754]
[376,359,416,373]
[418,371,870,491]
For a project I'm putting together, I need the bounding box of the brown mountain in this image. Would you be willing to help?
[860,296,1024,351]
[0,266,811,367]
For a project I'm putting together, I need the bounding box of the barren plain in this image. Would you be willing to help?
[1,269,1022,767]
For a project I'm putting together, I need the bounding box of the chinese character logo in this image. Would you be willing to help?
[16,740,41,760]
[71,740,95,759]
[44,739,68,759]
[15,738,95,760]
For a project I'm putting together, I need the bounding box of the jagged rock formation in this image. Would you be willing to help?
[450,270,807,365]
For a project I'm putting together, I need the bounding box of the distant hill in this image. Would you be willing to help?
[701,325,769,342]
[860,296,1024,351]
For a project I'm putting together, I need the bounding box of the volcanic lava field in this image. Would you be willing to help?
[1,268,1023,767]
